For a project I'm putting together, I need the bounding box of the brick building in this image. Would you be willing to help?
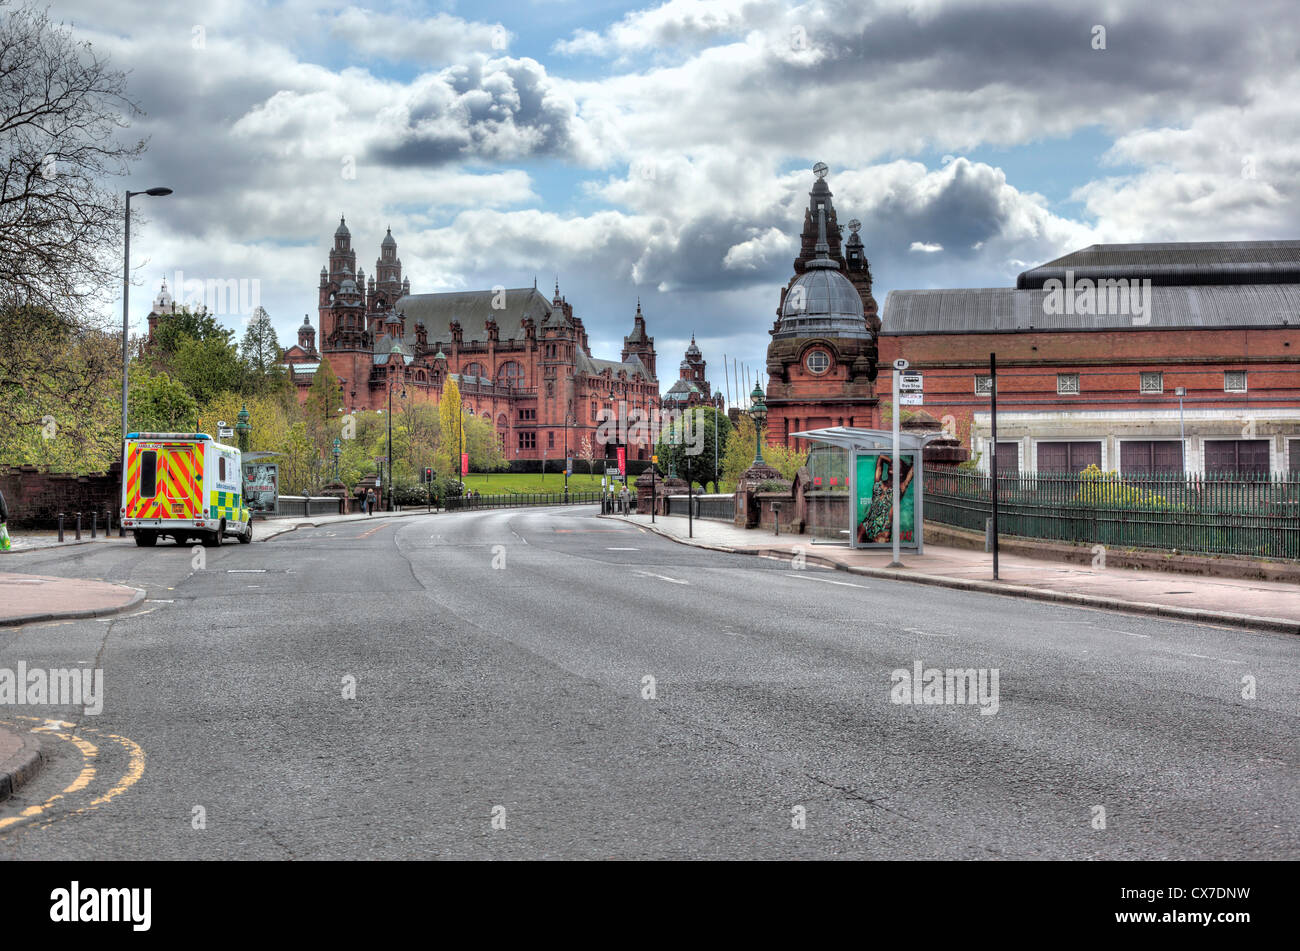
[278,218,661,462]
[880,241,1300,476]
[661,332,723,410]
[764,164,882,450]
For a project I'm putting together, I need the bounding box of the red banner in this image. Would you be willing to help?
[461,452,469,476]
[616,446,626,476]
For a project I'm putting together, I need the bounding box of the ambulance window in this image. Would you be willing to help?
[140,451,158,497]
[219,457,226,481]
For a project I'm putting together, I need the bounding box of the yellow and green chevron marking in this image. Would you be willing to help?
[210,491,248,522]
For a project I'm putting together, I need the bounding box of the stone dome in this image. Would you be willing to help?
[775,260,869,340]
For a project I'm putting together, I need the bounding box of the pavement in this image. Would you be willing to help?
[0,724,43,803]
[603,512,1300,635]
[1,505,1293,859]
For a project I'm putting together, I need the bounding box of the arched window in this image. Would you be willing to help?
[464,362,485,380]
[497,362,524,389]
[497,413,507,430]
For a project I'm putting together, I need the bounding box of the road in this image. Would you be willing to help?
[1,506,1296,859]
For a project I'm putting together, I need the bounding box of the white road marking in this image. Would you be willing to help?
[145,599,174,603]
[904,627,954,638]
[793,574,870,589]
[226,569,266,573]
[607,547,639,551]
[1106,630,1150,639]
[633,570,688,585]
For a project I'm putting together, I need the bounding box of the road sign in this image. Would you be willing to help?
[899,373,923,391]
[893,358,909,371]
[605,466,620,477]
[899,393,924,406]
[374,455,387,463]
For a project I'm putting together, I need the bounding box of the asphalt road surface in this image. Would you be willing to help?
[1,507,1296,859]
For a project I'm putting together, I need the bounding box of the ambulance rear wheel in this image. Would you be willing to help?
[134,530,157,547]
[238,522,253,544]
[202,523,224,547]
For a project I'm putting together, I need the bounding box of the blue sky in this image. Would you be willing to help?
[46,0,1300,402]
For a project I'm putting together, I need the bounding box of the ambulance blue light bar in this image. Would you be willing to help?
[126,432,212,440]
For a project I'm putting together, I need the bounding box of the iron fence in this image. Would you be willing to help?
[664,494,735,520]
[442,491,604,511]
[924,469,1300,560]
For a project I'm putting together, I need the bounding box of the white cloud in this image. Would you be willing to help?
[910,242,943,253]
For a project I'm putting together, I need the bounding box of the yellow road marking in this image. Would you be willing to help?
[0,716,144,833]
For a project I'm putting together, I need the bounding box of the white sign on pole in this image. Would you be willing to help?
[899,393,924,406]
[899,373,924,391]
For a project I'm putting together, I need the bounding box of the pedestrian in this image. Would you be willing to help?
[366,487,376,516]
[0,487,10,551]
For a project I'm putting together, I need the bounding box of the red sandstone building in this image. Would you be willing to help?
[880,241,1300,476]
[765,164,883,449]
[279,218,662,462]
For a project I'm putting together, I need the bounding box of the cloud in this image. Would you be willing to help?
[909,242,942,253]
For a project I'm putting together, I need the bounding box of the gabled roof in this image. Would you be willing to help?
[395,287,554,344]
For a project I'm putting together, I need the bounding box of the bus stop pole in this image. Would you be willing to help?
[990,352,999,580]
[889,364,903,568]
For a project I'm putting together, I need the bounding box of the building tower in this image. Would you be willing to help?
[621,299,657,378]
[765,163,879,448]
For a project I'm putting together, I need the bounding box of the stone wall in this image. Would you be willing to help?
[0,464,122,530]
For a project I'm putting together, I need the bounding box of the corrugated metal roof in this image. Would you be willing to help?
[1018,240,1300,288]
[882,283,1300,334]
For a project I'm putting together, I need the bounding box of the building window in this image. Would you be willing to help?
[1057,373,1080,395]
[974,375,993,395]
[1121,440,1184,474]
[1139,372,1163,394]
[1224,371,1248,393]
[1037,441,1101,473]
[497,362,524,389]
[591,402,597,422]
[993,442,1019,475]
[805,349,830,374]
[1290,439,1300,474]
[1204,440,1268,477]
[547,431,555,449]
[517,432,536,451]
[464,362,485,379]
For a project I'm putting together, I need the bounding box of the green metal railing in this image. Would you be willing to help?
[925,469,1300,560]
[442,491,604,511]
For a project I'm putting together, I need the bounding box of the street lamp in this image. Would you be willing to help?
[386,379,406,511]
[750,383,768,468]
[562,411,575,501]
[235,403,250,453]
[332,437,341,482]
[120,186,173,534]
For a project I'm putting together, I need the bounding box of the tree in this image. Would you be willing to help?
[129,369,199,432]
[0,4,145,327]
[656,406,731,491]
[240,307,289,393]
[719,413,807,488]
[578,433,597,479]
[465,413,507,472]
[436,377,464,476]
[302,358,342,453]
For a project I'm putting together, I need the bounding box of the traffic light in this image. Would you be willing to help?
[424,467,434,483]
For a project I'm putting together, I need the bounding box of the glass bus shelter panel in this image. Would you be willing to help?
[806,445,852,542]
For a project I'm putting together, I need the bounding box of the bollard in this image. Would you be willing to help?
[985,518,994,553]
[91,511,97,539]
[75,512,82,541]
[57,513,65,543]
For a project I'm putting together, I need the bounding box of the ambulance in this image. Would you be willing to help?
[121,432,253,547]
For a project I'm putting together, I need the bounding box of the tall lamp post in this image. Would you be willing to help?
[120,186,173,535]
[562,412,575,501]
[386,379,405,511]
[332,437,341,482]
[235,403,251,453]
[749,383,768,468]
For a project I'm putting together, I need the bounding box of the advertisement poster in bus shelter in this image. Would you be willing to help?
[242,461,279,516]
[855,452,918,548]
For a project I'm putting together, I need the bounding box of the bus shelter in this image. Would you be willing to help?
[792,427,942,552]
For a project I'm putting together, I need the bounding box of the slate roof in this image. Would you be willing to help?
[395,287,554,344]
[1017,240,1300,288]
[882,283,1300,334]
